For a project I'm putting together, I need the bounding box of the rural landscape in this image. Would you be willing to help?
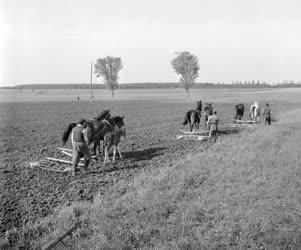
[2,0,301,249]
[1,87,301,249]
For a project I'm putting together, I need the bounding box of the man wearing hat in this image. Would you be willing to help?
[208,110,219,138]
[71,118,91,176]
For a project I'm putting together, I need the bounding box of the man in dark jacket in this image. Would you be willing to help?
[71,119,91,176]
[262,103,272,125]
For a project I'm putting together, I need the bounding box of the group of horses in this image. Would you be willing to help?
[62,110,125,156]
[184,100,265,132]
[183,101,213,132]
[235,102,263,122]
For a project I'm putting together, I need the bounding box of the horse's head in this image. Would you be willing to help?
[235,103,244,111]
[196,100,202,112]
[113,115,125,128]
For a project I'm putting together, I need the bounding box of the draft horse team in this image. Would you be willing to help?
[62,110,125,176]
[183,100,219,138]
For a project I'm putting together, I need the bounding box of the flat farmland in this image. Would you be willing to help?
[1,88,301,247]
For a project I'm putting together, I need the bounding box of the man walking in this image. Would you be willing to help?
[71,119,91,176]
[262,103,272,125]
[208,110,219,138]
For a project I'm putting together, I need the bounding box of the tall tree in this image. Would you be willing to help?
[94,56,123,99]
[171,51,199,96]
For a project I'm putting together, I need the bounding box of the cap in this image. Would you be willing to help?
[78,118,86,125]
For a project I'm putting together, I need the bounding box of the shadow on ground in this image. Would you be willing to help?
[123,147,166,162]
[88,147,166,174]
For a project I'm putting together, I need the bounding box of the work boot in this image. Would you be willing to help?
[83,160,90,174]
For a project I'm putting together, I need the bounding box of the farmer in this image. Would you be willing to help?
[71,118,91,176]
[262,103,272,125]
[208,110,219,138]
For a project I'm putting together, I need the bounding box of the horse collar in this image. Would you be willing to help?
[103,119,111,126]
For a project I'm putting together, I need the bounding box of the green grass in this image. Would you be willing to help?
[7,108,301,249]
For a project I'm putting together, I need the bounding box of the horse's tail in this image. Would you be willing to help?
[183,112,190,125]
[62,123,76,145]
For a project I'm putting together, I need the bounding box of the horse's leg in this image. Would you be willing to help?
[92,143,97,156]
[113,146,116,162]
[103,147,107,165]
[191,115,195,132]
[117,145,122,159]
[103,146,110,165]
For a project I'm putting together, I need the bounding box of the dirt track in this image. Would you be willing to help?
[0,100,246,235]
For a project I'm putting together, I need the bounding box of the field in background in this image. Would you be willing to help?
[1,87,301,103]
[1,88,301,249]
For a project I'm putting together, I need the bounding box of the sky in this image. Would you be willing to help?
[1,0,301,86]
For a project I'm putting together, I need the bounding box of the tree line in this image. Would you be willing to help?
[93,52,301,98]
[6,51,301,94]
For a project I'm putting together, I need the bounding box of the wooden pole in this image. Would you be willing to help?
[90,61,93,102]
[43,224,78,250]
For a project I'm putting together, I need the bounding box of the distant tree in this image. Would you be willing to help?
[171,51,199,96]
[94,56,123,99]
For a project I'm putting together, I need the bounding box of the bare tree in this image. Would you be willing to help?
[94,56,123,99]
[171,51,199,96]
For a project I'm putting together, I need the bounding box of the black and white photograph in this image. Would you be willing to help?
[1,0,301,249]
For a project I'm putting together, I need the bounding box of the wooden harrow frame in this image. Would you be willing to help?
[176,129,210,141]
[29,147,97,172]
[230,119,259,128]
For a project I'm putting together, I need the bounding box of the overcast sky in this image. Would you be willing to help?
[1,0,301,86]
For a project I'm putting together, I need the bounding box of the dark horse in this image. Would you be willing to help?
[234,103,245,120]
[183,100,202,132]
[203,102,213,129]
[62,110,111,146]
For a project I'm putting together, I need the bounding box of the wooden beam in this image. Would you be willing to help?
[61,150,98,159]
[176,135,209,141]
[45,157,84,167]
[179,129,209,135]
[57,147,73,152]
[232,119,258,124]
[43,224,78,250]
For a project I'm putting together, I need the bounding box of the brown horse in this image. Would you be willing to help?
[234,103,245,120]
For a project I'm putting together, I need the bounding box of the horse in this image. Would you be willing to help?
[183,100,202,132]
[249,102,260,122]
[62,110,111,146]
[87,116,125,156]
[234,103,245,120]
[203,102,213,129]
